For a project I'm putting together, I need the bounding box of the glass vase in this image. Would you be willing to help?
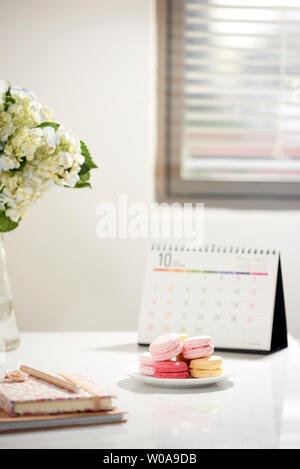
[0,235,20,351]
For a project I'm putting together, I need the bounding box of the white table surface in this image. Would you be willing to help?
[0,332,300,449]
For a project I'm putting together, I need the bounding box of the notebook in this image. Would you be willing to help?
[138,243,287,353]
[0,374,115,416]
[0,409,126,434]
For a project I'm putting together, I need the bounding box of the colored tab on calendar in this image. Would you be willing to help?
[153,268,268,276]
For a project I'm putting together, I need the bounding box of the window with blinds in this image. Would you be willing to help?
[181,0,300,182]
[157,0,300,202]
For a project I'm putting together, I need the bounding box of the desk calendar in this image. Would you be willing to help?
[138,244,287,353]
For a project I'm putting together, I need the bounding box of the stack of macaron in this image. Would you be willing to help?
[138,333,223,379]
[139,333,188,379]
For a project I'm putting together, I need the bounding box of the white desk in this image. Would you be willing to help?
[0,332,299,449]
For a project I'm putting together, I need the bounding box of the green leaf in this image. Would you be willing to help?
[10,157,26,173]
[80,172,90,182]
[64,168,92,189]
[4,85,16,111]
[65,140,96,190]
[0,211,19,232]
[79,140,97,176]
[38,122,60,131]
[74,181,91,189]
[74,169,91,188]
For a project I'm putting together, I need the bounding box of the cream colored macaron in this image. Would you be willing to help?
[189,355,223,378]
[179,334,188,342]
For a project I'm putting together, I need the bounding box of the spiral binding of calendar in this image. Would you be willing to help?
[150,243,276,255]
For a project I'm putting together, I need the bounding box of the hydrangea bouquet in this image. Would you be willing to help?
[0,79,97,231]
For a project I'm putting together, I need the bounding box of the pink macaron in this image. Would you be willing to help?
[182,335,214,359]
[154,360,188,379]
[149,333,183,361]
[139,352,155,376]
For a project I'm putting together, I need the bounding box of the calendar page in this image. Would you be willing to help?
[138,244,280,352]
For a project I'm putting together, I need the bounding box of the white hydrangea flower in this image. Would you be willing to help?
[8,87,53,128]
[0,125,85,221]
[0,155,16,171]
[0,80,95,226]
[42,126,60,149]
[0,111,15,143]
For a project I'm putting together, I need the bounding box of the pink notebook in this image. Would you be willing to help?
[0,374,115,416]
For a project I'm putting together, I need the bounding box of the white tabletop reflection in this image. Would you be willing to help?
[0,332,299,449]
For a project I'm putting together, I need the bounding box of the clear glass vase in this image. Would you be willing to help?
[0,235,20,351]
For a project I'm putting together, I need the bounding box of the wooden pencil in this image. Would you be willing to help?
[20,365,79,393]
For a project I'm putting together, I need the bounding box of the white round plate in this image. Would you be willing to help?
[126,367,231,388]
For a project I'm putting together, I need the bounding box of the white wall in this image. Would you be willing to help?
[1,0,300,337]
[1,0,150,332]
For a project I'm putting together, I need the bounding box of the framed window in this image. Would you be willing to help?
[155,0,300,206]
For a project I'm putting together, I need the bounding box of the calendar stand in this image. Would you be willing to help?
[269,258,288,353]
[138,244,288,353]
